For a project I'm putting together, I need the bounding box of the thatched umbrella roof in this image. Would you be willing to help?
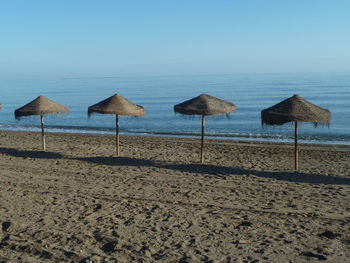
[261,94,330,126]
[88,94,145,117]
[15,95,69,120]
[174,94,236,116]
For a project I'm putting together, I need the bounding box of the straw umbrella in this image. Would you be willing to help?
[261,94,331,171]
[14,95,69,150]
[88,94,145,156]
[174,94,236,163]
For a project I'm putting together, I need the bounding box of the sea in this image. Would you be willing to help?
[0,73,349,145]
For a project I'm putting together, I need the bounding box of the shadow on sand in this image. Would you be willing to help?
[0,147,64,159]
[73,156,157,167]
[161,163,350,186]
[1,147,348,186]
[73,155,350,186]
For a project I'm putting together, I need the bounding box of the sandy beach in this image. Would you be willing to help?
[0,131,349,262]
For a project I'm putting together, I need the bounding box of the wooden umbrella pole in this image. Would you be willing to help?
[116,114,120,156]
[200,115,205,163]
[40,115,46,151]
[294,121,298,171]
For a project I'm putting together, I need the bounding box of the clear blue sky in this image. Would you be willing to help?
[1,0,349,79]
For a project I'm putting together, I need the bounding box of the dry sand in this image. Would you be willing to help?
[0,131,349,262]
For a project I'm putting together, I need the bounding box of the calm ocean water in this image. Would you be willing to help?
[0,73,349,145]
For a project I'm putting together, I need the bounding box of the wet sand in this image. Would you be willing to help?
[0,131,349,262]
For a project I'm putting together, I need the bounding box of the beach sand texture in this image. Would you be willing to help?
[0,131,349,262]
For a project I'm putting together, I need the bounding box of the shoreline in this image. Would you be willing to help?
[1,127,350,147]
[0,130,349,262]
